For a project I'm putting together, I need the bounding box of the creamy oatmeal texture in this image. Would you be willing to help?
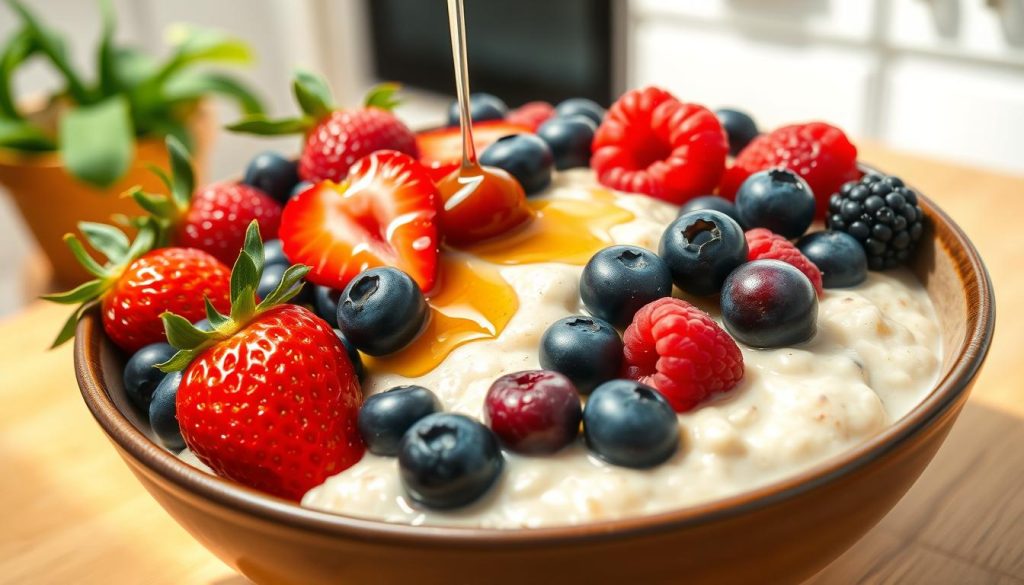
[187,170,943,528]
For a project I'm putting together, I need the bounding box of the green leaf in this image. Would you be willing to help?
[124,218,156,261]
[230,252,259,305]
[143,163,173,193]
[162,71,264,116]
[156,349,196,373]
[242,221,264,275]
[41,278,106,305]
[226,115,312,136]
[257,264,310,309]
[364,83,402,111]
[7,0,91,103]
[128,188,175,218]
[230,284,257,323]
[50,302,93,349]
[292,70,333,118]
[161,311,214,350]
[58,96,134,188]
[78,221,129,260]
[0,118,55,151]
[63,234,108,277]
[0,27,36,119]
[204,297,229,329]
[113,46,158,90]
[96,0,117,96]
[159,24,253,81]
[164,135,194,208]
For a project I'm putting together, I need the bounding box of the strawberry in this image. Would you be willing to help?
[416,120,532,182]
[278,150,441,292]
[130,137,282,266]
[506,101,555,132]
[229,72,418,183]
[159,223,363,500]
[44,220,231,353]
[591,86,729,205]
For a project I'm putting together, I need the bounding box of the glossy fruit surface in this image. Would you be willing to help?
[583,379,678,468]
[123,342,176,410]
[358,385,442,456]
[484,370,582,454]
[679,195,742,227]
[721,259,818,348]
[300,108,419,183]
[659,209,748,296]
[437,164,532,246]
[554,97,606,126]
[506,101,555,131]
[445,92,508,126]
[416,120,532,182]
[336,267,428,356]
[580,245,672,329]
[149,370,184,451]
[745,228,824,295]
[796,230,868,288]
[826,174,925,270]
[479,134,554,195]
[176,182,283,267]
[243,151,300,204]
[399,413,504,509]
[539,316,623,394]
[263,239,289,267]
[715,108,759,156]
[735,169,815,239]
[333,329,364,380]
[537,115,596,170]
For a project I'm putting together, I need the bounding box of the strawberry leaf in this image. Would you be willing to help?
[292,70,333,118]
[50,302,94,349]
[230,251,259,306]
[63,234,108,277]
[40,279,106,305]
[161,312,214,350]
[364,83,402,111]
[242,221,264,275]
[156,349,196,373]
[226,115,312,136]
[78,222,130,260]
[257,264,310,310]
[58,96,134,188]
[230,285,257,323]
[127,188,176,218]
[204,296,230,329]
[165,135,195,209]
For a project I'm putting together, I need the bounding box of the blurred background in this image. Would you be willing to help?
[1,0,1023,316]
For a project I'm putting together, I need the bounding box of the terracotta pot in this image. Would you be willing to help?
[74,168,995,585]
[0,100,215,288]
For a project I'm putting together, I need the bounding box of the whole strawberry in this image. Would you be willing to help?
[159,223,364,500]
[131,137,282,266]
[45,220,231,353]
[229,71,418,183]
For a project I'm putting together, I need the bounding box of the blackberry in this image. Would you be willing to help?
[825,174,924,270]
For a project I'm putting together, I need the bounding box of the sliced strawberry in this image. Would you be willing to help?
[279,150,441,292]
[416,120,532,182]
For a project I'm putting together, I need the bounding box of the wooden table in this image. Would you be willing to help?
[1,144,1021,584]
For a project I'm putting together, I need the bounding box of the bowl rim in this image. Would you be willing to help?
[74,172,996,548]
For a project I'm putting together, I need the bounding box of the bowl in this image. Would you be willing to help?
[74,175,995,585]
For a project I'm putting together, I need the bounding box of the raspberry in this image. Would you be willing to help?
[623,298,744,412]
[745,228,824,296]
[591,87,728,205]
[506,101,555,132]
[719,122,860,219]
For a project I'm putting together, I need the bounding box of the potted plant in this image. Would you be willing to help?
[0,0,264,286]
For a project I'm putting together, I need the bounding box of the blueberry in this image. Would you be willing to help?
[580,246,672,329]
[337,267,428,356]
[721,259,818,348]
[314,286,342,328]
[446,92,508,126]
[479,134,554,195]
[333,329,365,379]
[291,180,313,199]
[537,115,596,170]
[243,151,299,205]
[263,239,289,267]
[796,231,868,288]
[193,318,213,332]
[735,169,815,239]
[539,316,622,394]
[679,195,743,227]
[583,379,678,468]
[554,98,606,126]
[256,263,311,306]
[149,370,185,451]
[659,210,748,296]
[123,342,176,411]
[399,413,504,509]
[359,385,442,456]
[715,108,759,156]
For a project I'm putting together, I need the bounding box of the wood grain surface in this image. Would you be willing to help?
[0,143,1020,584]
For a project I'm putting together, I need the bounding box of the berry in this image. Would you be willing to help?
[796,230,868,288]
[720,122,860,219]
[483,370,582,454]
[399,413,504,509]
[479,134,554,195]
[263,239,289,267]
[437,164,532,246]
[735,169,815,239]
[659,210,748,296]
[123,342,175,411]
[359,385,442,456]
[826,174,925,270]
[582,379,678,468]
[623,297,744,412]
[314,286,341,328]
[591,86,728,204]
[506,101,555,131]
[679,195,742,227]
[291,180,313,199]
[336,267,428,356]
[745,228,824,296]
[539,316,623,394]
[415,120,532,182]
[446,92,508,126]
[149,370,184,451]
[243,151,300,204]
[334,329,364,379]
[537,115,596,170]
[721,259,818,348]
[176,182,283,266]
[715,108,759,156]
[580,245,672,329]
[554,97,606,126]
[280,150,442,292]
[164,227,364,501]
[256,263,313,306]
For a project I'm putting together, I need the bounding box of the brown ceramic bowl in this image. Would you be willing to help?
[74,172,994,585]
